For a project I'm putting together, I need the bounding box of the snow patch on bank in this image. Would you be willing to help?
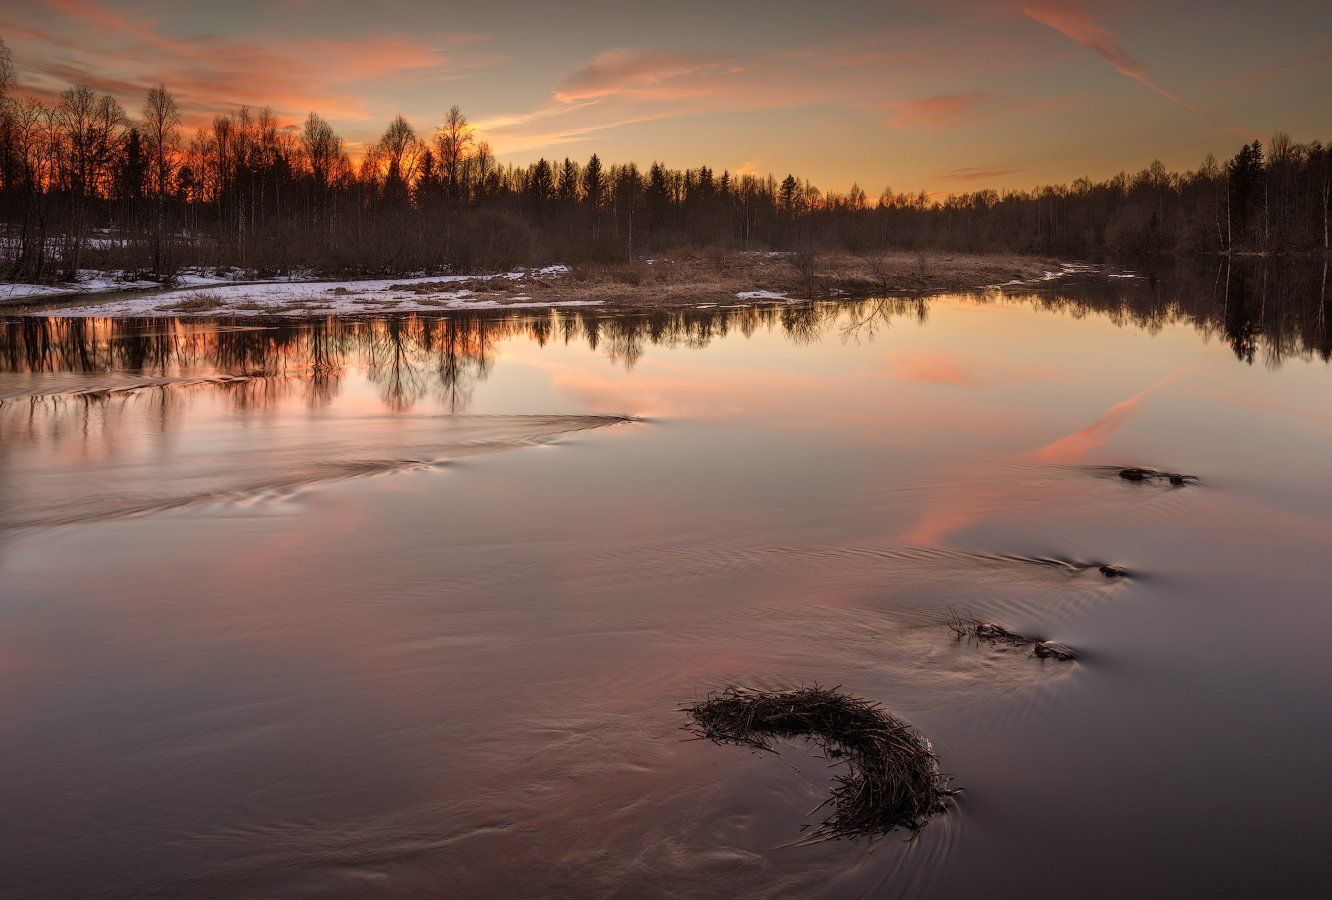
[34,268,599,318]
[987,262,1141,289]
[1,272,158,300]
[0,266,292,302]
[735,290,789,301]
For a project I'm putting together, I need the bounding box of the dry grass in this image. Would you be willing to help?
[530,251,1057,309]
[250,252,1050,313]
[945,610,1077,661]
[684,686,953,841]
[155,292,226,313]
[16,250,1062,316]
[386,277,508,294]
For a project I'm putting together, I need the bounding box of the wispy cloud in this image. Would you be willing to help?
[885,91,995,131]
[1020,3,1184,104]
[473,110,681,156]
[1208,49,1332,91]
[1019,2,1256,139]
[477,24,1028,159]
[935,165,1027,183]
[5,0,504,129]
[554,49,733,103]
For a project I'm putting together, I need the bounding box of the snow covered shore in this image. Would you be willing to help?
[13,267,603,318]
[1,254,1127,318]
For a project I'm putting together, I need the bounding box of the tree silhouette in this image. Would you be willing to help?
[0,38,1328,283]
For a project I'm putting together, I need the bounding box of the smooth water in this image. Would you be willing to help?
[2,269,1329,898]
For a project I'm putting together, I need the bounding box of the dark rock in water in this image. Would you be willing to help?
[1118,467,1198,486]
[1099,564,1126,578]
[1033,641,1077,661]
[974,623,1012,639]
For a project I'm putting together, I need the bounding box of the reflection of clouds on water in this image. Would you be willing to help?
[1031,349,1223,463]
[886,348,985,388]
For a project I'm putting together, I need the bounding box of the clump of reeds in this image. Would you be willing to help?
[945,610,1077,661]
[684,686,952,840]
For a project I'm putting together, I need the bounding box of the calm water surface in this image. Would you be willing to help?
[2,268,1330,898]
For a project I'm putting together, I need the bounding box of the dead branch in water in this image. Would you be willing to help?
[683,686,953,841]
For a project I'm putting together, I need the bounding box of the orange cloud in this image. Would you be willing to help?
[477,24,1036,158]
[40,0,162,48]
[885,91,993,131]
[554,49,731,103]
[935,165,1027,183]
[472,110,683,156]
[7,0,504,131]
[1021,3,1154,91]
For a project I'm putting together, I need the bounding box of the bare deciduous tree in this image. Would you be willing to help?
[434,105,472,204]
[142,83,180,277]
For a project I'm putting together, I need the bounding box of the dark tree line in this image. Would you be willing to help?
[2,39,1329,284]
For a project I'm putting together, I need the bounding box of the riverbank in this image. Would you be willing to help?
[5,252,1072,317]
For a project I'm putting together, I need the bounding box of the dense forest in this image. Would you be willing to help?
[1,38,1329,284]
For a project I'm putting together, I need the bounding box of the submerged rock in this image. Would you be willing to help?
[1119,467,1151,481]
[1099,564,1127,578]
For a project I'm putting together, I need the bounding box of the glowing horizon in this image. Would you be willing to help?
[3,0,1329,195]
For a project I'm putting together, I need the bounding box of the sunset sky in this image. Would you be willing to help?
[3,0,1329,194]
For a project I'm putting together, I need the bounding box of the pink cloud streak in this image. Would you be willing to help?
[1019,2,1257,139]
[7,0,505,131]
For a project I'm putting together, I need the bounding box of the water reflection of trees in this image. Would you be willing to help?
[1,316,499,413]
[1005,257,1331,369]
[2,257,1327,413]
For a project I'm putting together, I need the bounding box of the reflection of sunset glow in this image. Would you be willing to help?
[896,502,989,548]
[5,287,1332,898]
[1032,353,1216,463]
[887,349,983,388]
